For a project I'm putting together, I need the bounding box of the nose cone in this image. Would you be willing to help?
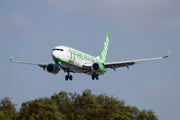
[52,51,57,59]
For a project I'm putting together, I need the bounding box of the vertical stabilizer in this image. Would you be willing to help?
[98,31,110,62]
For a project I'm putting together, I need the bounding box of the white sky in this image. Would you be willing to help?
[0,0,180,119]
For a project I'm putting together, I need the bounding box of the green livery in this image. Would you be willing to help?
[10,31,171,81]
[68,48,75,63]
[99,30,110,62]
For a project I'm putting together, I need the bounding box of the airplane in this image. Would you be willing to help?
[10,31,171,81]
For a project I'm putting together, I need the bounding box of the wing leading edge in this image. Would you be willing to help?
[102,46,172,71]
[10,50,48,70]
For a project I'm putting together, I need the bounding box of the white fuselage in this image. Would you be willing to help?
[52,46,104,75]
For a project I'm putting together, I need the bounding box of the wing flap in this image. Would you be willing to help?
[103,62,135,69]
[103,57,164,69]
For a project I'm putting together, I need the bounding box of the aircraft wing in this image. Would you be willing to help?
[103,47,171,71]
[10,50,48,70]
[10,50,76,73]
[11,59,48,70]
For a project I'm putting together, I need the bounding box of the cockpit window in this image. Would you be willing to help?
[53,49,64,51]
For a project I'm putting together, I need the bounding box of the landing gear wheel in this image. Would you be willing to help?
[65,75,68,81]
[92,75,95,80]
[96,75,99,80]
[65,69,73,81]
[69,75,73,80]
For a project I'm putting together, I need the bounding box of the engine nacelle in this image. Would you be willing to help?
[46,64,59,74]
[91,62,106,72]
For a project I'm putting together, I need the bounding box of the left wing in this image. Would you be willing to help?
[103,47,171,71]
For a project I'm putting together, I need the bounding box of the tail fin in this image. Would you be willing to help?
[98,30,110,62]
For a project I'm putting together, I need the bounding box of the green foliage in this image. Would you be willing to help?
[18,98,66,120]
[0,90,158,120]
[0,97,17,120]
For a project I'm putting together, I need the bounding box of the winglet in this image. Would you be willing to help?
[10,50,12,61]
[163,46,172,58]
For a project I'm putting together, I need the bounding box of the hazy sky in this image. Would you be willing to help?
[1,0,180,119]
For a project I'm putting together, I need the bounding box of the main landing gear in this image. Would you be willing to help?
[92,73,99,80]
[65,69,73,81]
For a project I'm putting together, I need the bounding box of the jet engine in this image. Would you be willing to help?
[91,62,105,71]
[46,64,59,74]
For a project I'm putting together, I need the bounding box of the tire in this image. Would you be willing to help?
[96,75,99,80]
[92,75,95,80]
[65,75,69,81]
[69,75,73,80]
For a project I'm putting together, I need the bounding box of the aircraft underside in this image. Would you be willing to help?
[61,64,102,81]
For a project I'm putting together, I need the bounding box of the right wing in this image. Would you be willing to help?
[10,50,48,70]
[10,50,76,73]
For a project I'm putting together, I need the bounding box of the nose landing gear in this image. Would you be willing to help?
[65,75,72,81]
[65,69,73,81]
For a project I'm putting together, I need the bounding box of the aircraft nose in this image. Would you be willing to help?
[52,51,57,59]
